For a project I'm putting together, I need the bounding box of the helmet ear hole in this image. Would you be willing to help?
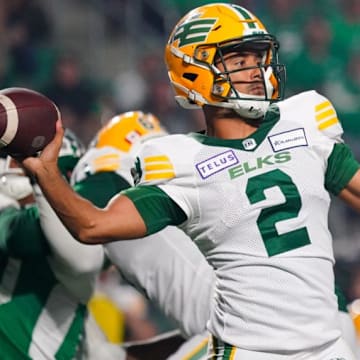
[183,73,198,82]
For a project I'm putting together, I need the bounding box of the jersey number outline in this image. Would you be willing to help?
[246,169,311,256]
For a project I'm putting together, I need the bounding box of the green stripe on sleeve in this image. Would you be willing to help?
[325,143,360,195]
[55,304,86,359]
[335,283,348,313]
[73,172,131,207]
[121,185,187,235]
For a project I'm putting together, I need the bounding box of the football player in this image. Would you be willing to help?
[20,3,360,359]
[0,130,104,359]
[40,112,360,359]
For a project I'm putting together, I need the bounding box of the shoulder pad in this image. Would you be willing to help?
[277,90,343,142]
[134,134,194,186]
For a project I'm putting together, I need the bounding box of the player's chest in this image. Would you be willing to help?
[192,131,323,188]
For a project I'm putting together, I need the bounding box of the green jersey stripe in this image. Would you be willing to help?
[223,342,235,359]
[55,304,86,359]
[0,259,57,356]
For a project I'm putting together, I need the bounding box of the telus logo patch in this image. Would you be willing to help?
[196,150,239,179]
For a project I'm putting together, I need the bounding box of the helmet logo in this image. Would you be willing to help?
[138,116,155,130]
[171,19,217,47]
[126,130,141,144]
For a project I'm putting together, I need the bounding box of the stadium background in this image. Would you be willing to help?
[1,0,360,344]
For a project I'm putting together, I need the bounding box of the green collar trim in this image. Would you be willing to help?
[189,105,280,151]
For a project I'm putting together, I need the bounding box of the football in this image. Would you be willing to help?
[0,87,59,157]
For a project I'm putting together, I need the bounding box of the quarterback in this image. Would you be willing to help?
[20,3,360,359]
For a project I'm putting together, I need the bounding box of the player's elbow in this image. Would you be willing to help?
[75,225,108,246]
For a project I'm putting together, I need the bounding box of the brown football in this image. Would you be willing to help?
[0,87,59,157]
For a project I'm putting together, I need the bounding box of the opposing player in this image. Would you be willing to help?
[20,3,360,359]
[0,130,104,359]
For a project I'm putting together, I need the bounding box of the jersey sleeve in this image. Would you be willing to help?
[0,206,49,258]
[122,185,187,234]
[74,172,131,208]
[325,143,360,195]
[128,135,200,229]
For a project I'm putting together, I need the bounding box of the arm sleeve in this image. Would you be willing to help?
[0,206,50,258]
[73,171,131,207]
[122,185,187,235]
[325,143,360,195]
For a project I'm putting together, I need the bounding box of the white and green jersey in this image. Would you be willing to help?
[0,206,86,360]
[124,91,360,352]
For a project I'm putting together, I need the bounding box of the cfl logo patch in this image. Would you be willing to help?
[242,138,256,150]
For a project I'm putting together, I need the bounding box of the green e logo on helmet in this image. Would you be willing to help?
[171,19,217,47]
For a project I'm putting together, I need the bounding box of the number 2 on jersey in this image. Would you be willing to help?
[246,169,311,256]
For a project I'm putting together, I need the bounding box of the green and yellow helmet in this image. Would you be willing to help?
[93,111,167,153]
[165,3,286,119]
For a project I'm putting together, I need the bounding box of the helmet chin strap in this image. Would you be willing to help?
[231,97,270,119]
[228,67,275,120]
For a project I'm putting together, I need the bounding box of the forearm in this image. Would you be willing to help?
[339,169,360,213]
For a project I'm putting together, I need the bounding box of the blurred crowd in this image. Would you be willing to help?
[1,0,360,348]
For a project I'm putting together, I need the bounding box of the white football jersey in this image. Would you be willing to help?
[132,91,359,352]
